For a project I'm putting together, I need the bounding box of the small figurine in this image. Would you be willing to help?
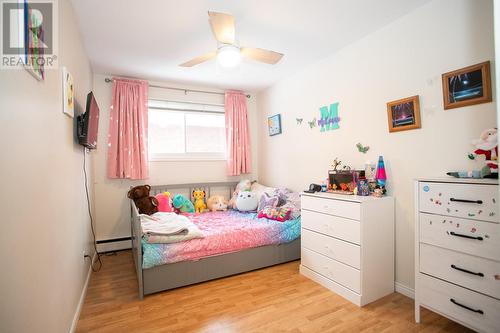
[340,183,348,191]
[372,185,386,198]
[332,158,342,171]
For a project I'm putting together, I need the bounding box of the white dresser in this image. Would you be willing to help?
[300,192,395,306]
[415,178,500,333]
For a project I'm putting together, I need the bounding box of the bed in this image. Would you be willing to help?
[131,182,301,299]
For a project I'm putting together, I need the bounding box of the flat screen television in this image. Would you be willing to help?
[77,92,100,149]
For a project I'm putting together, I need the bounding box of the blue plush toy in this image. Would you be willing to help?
[172,194,195,213]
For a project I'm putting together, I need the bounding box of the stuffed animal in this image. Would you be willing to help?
[207,195,228,212]
[228,179,253,208]
[155,192,173,212]
[192,189,207,213]
[127,185,158,215]
[472,128,498,174]
[172,194,195,213]
[235,191,258,212]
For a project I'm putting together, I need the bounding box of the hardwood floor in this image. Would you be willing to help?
[77,251,471,333]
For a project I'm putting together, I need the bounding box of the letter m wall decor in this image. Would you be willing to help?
[318,102,340,132]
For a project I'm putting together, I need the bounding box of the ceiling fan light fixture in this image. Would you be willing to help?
[217,44,241,68]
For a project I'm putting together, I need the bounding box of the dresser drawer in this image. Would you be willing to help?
[419,273,500,333]
[420,243,500,299]
[301,248,360,293]
[419,182,498,223]
[302,229,360,269]
[302,195,360,220]
[420,213,500,261]
[301,209,360,244]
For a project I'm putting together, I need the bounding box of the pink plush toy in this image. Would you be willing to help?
[155,192,173,213]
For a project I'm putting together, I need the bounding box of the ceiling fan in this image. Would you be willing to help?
[180,11,284,68]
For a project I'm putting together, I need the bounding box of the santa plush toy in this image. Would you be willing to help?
[472,128,498,173]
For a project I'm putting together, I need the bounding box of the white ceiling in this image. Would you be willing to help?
[71,0,431,91]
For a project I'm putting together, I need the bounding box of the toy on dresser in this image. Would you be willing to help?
[449,128,498,179]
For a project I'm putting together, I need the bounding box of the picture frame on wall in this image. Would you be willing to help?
[442,61,492,110]
[386,95,421,133]
[22,0,45,81]
[268,114,282,136]
[62,67,75,118]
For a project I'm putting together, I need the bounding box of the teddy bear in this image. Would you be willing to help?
[172,194,195,213]
[192,189,207,213]
[127,185,158,215]
[206,195,228,212]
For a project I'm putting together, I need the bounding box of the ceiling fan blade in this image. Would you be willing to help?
[179,51,216,67]
[240,47,284,65]
[208,11,235,44]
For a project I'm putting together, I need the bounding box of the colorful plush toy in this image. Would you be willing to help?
[127,185,158,215]
[258,206,291,222]
[192,189,207,213]
[155,192,173,212]
[235,191,258,212]
[207,195,228,212]
[172,194,195,214]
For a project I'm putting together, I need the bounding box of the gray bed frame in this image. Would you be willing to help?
[131,182,301,299]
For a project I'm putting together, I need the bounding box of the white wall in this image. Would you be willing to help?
[92,74,259,247]
[257,0,496,290]
[0,1,95,332]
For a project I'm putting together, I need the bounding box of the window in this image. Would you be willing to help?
[148,99,226,160]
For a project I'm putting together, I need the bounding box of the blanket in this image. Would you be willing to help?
[141,212,204,244]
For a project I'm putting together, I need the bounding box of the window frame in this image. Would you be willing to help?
[148,99,227,162]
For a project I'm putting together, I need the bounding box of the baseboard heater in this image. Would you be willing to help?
[96,237,132,253]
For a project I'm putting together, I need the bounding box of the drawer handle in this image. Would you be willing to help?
[450,264,484,277]
[450,198,483,204]
[449,231,483,241]
[450,298,484,315]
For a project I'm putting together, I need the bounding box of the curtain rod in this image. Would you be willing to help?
[104,77,250,98]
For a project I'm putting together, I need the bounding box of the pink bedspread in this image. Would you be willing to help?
[142,210,301,269]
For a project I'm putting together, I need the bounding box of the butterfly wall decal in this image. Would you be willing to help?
[356,143,370,154]
[308,118,316,129]
[296,118,303,125]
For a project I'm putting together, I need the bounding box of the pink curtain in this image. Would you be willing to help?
[225,90,252,176]
[107,78,149,179]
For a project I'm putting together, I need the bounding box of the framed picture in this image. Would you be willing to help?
[442,61,492,110]
[23,0,45,81]
[62,67,74,118]
[386,95,421,133]
[268,114,282,136]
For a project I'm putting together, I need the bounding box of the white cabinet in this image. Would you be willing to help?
[300,192,395,306]
[415,178,500,333]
